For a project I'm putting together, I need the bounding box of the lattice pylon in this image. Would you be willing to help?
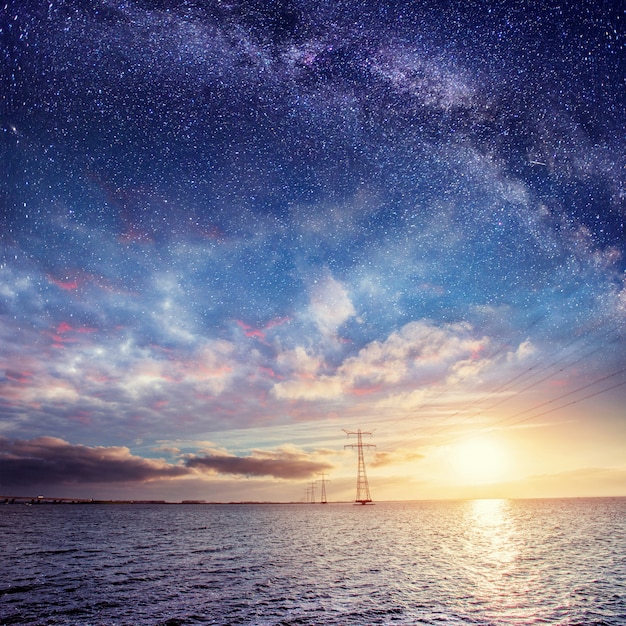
[343,429,375,504]
[317,472,330,504]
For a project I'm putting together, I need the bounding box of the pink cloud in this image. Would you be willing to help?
[236,320,265,339]
[5,370,33,384]
[258,366,282,380]
[264,317,291,330]
[49,276,80,291]
[56,321,97,335]
[57,321,73,334]
[45,321,98,348]
[236,317,291,341]
[47,268,121,295]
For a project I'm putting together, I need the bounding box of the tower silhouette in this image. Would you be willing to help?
[343,429,375,504]
[317,472,329,504]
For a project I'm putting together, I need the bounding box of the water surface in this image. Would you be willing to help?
[1,498,624,625]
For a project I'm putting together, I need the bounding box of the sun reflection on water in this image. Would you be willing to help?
[466,498,517,565]
[462,499,524,618]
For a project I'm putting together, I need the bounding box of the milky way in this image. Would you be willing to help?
[1,1,624,500]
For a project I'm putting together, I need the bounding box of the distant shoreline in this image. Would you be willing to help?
[3,495,625,506]
[1,495,350,505]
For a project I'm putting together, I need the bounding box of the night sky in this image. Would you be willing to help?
[1,0,624,501]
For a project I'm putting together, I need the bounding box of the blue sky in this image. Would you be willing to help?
[1,0,624,501]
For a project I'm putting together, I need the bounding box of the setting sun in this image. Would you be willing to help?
[451,436,510,485]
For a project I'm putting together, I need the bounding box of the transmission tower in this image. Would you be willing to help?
[317,472,330,504]
[309,481,316,504]
[343,429,375,504]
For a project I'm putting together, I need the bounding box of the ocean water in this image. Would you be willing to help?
[1,498,624,625]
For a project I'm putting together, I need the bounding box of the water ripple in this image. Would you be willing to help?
[0,498,624,625]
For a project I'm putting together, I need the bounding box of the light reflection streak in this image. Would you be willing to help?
[462,499,524,617]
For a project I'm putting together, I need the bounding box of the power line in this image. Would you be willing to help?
[483,364,626,431]
[506,378,626,426]
[446,332,610,422]
[431,336,616,440]
[377,331,623,453]
[371,312,548,434]
[336,311,624,494]
[380,360,626,455]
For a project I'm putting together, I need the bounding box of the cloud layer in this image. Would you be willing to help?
[0,438,330,489]
[0,437,186,487]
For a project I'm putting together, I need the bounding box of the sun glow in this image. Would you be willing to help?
[451,436,509,485]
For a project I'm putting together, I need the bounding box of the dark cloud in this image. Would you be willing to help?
[0,436,332,490]
[186,449,332,479]
[0,437,188,488]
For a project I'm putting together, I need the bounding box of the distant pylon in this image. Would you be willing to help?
[309,481,316,504]
[317,472,330,504]
[343,429,375,504]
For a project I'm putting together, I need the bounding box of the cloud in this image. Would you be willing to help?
[272,319,490,401]
[308,274,356,337]
[186,446,332,480]
[272,376,344,401]
[0,437,188,488]
[0,436,330,489]
[370,448,425,468]
[271,375,343,401]
[343,320,487,387]
[275,345,323,377]
[0,329,251,441]
[0,265,32,298]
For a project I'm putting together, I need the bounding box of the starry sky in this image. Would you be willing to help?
[1,0,624,502]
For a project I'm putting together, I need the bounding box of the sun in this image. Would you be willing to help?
[450,435,509,485]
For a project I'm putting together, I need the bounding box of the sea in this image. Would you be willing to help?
[1,498,624,625]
